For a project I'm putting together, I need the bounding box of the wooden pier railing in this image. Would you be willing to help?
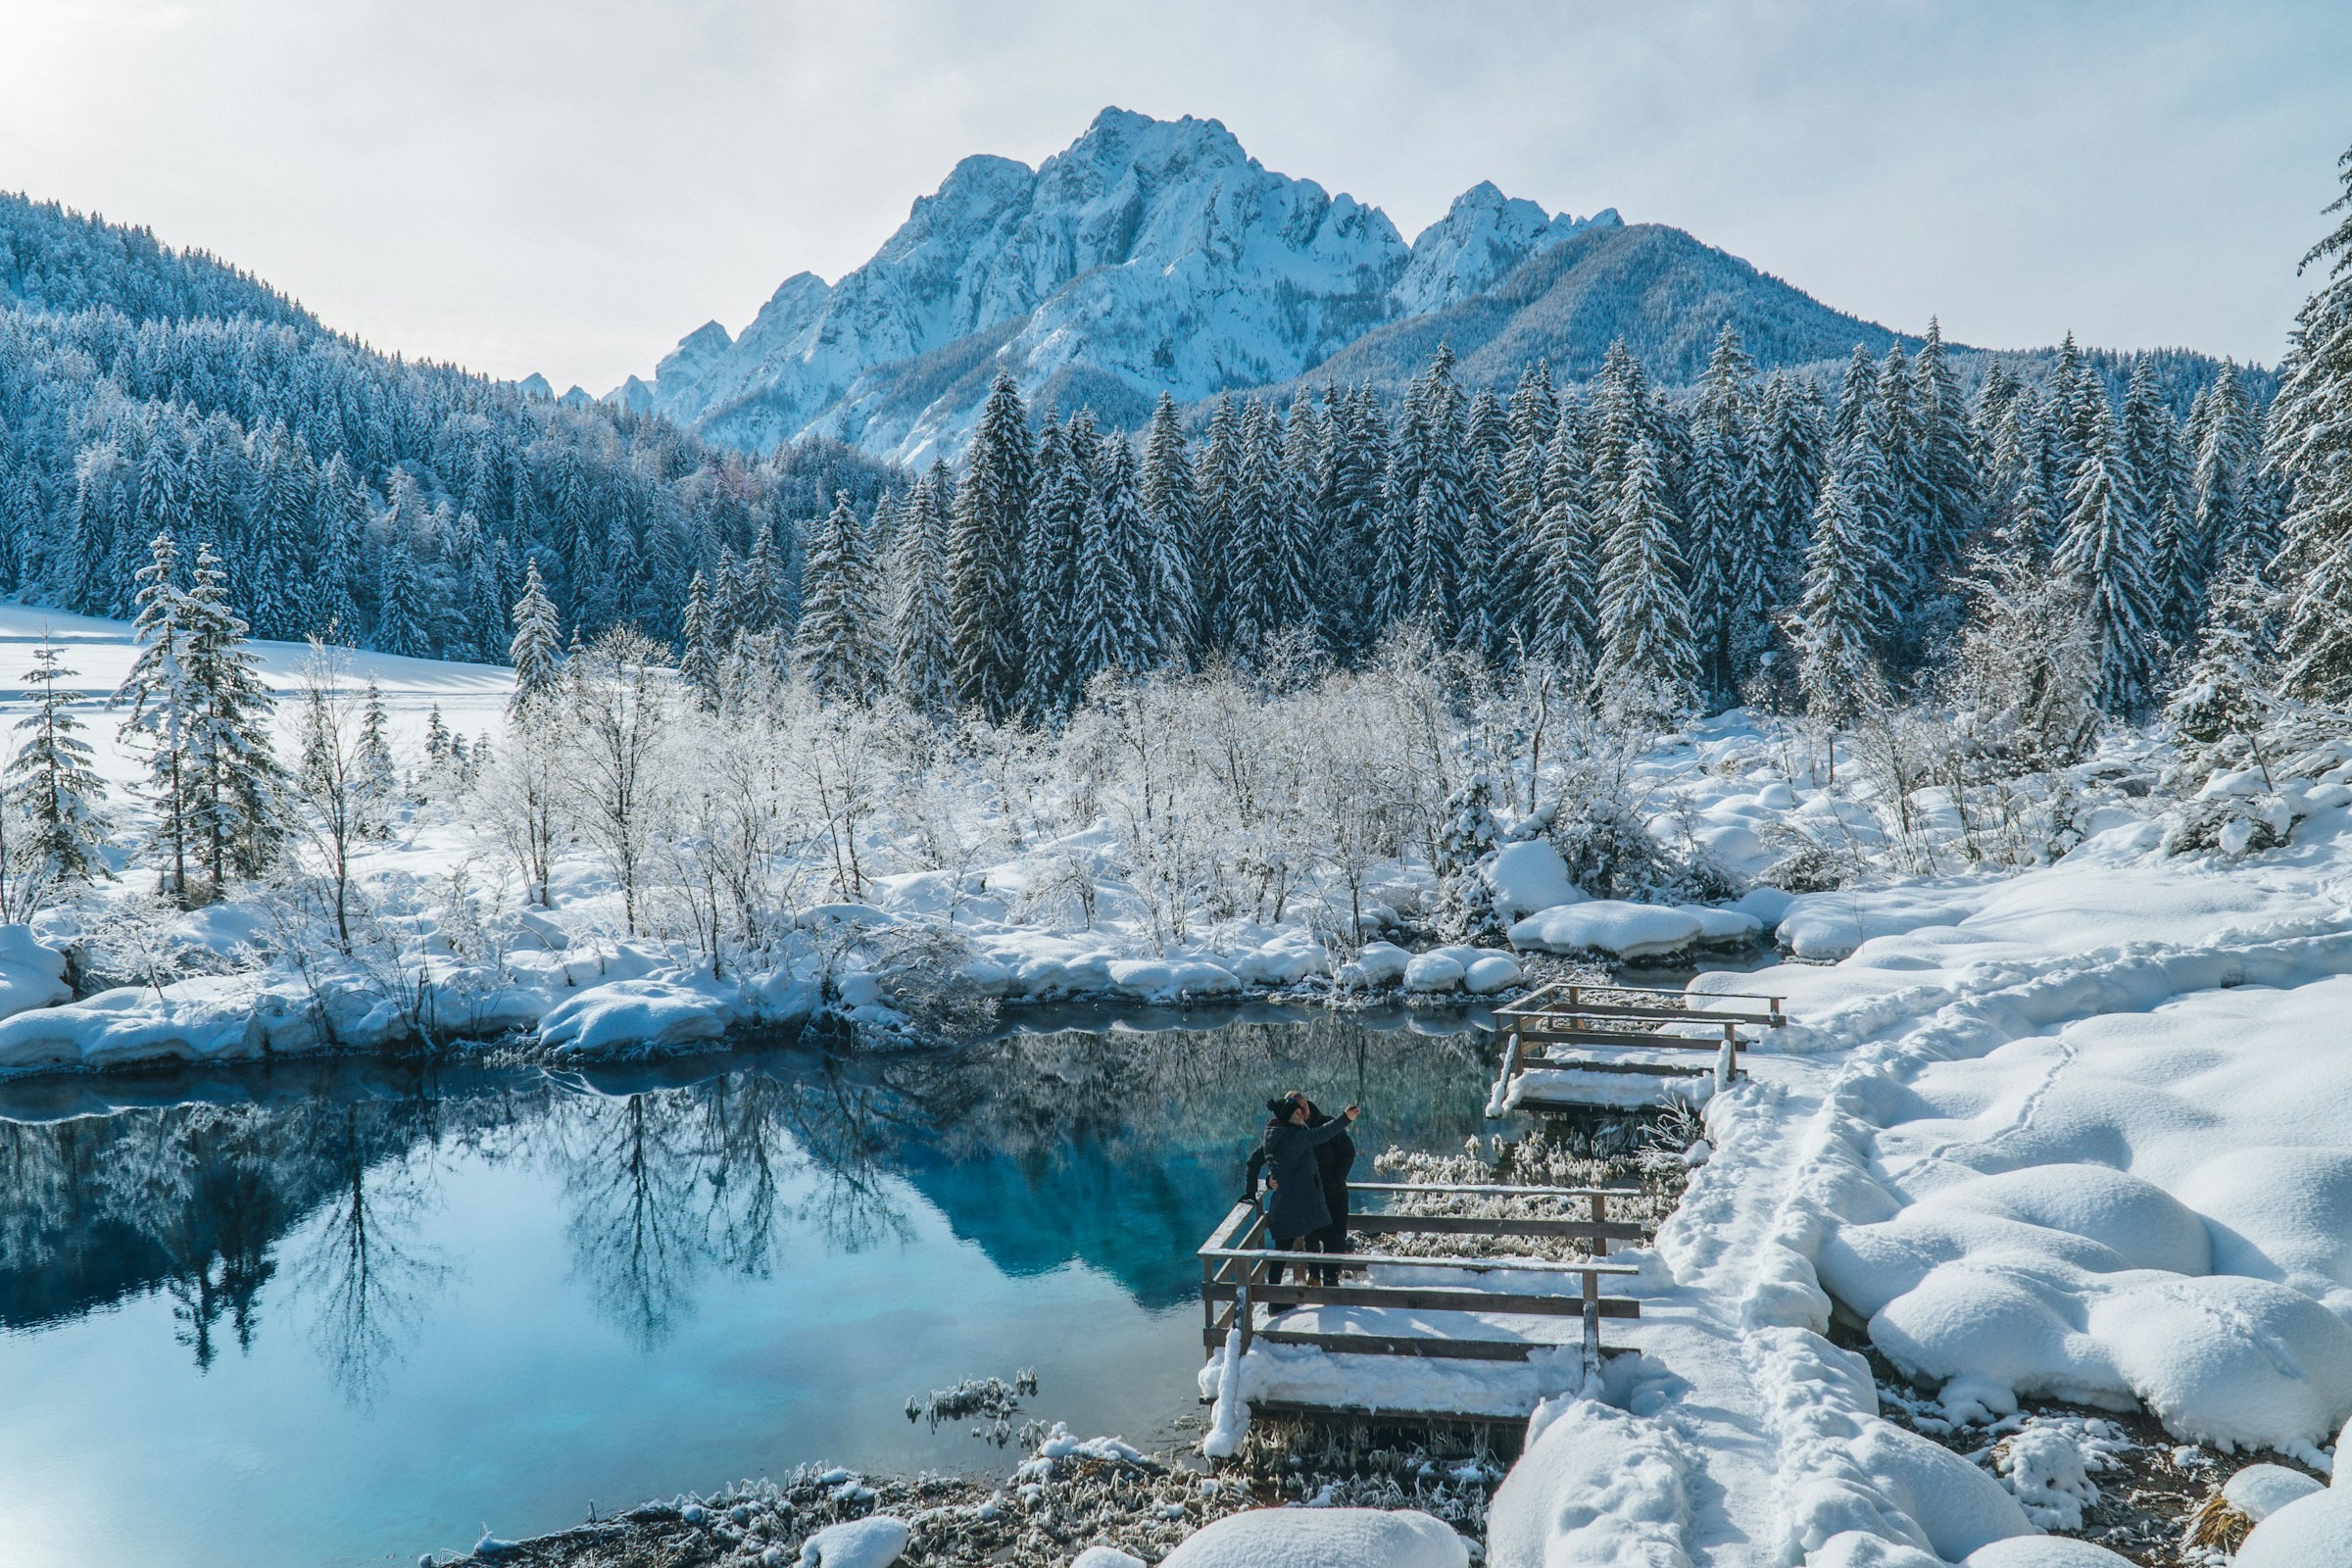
[1198,1181,1643,1389]
[1490,981,1786,1109]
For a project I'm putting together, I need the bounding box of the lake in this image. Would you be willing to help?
[0,1006,1504,1567]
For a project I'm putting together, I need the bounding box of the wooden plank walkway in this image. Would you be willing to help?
[1198,1180,1643,1426]
[1489,981,1786,1111]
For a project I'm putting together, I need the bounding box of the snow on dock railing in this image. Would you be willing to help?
[1489,979,1788,1111]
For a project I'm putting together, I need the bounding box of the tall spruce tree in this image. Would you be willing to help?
[2273,142,2352,702]
[1022,414,1086,713]
[2058,399,2164,715]
[946,372,1035,719]
[1597,435,1697,712]
[509,560,564,712]
[1139,394,1200,666]
[5,639,110,906]
[794,490,886,702]
[1793,465,1886,728]
[678,570,721,708]
[889,469,957,717]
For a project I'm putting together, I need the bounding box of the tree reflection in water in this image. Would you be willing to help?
[0,1009,1495,1388]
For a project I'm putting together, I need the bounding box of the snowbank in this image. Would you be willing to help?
[1510,901,1705,959]
[1157,1507,1466,1568]
[1486,841,1585,919]
[0,925,71,1022]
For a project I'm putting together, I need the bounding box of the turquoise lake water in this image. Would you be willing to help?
[0,1007,1502,1567]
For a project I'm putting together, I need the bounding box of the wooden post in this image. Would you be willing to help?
[1581,1263,1600,1367]
[1717,1020,1738,1093]
[1588,1191,1609,1258]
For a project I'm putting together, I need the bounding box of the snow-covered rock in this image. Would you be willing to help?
[1960,1541,2138,1566]
[1156,1506,1466,1568]
[0,924,70,1022]
[2235,1484,2352,1566]
[1463,953,1523,995]
[538,978,731,1057]
[1484,841,1585,920]
[1403,949,1469,993]
[1508,901,1705,958]
[1068,1549,1146,1568]
[796,1514,908,1567]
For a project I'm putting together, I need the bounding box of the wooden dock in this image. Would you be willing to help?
[1197,1181,1642,1426]
[1489,981,1786,1112]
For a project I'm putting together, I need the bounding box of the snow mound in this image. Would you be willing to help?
[2225,1462,2326,1521]
[796,1514,908,1567]
[538,978,730,1057]
[1486,841,1584,919]
[1068,1549,1146,1568]
[1402,945,1516,994]
[0,924,70,1022]
[1776,883,1994,961]
[1960,1539,2138,1566]
[1509,901,1704,958]
[2235,1485,2352,1566]
[1156,1506,1466,1568]
[1486,1399,1693,1567]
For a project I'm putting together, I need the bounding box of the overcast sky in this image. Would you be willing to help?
[5,0,2346,392]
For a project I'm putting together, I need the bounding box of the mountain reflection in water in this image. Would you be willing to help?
[0,1009,1497,1568]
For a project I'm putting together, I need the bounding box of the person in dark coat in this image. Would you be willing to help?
[1303,1097,1355,1284]
[1245,1091,1359,1284]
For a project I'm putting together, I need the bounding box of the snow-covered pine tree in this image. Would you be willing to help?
[1021,413,1086,714]
[2057,398,2163,715]
[1688,324,1766,700]
[1139,394,1200,666]
[1456,389,1510,660]
[889,468,957,717]
[1598,434,1698,714]
[115,534,202,901]
[376,545,428,660]
[2044,331,2102,492]
[509,559,563,712]
[1270,400,1324,650]
[2117,357,2190,645]
[1793,465,1887,729]
[5,639,109,907]
[245,425,312,641]
[1067,437,1153,687]
[946,372,1035,720]
[1873,345,1928,616]
[181,543,288,892]
[1753,371,1825,610]
[2164,567,2283,771]
[311,453,366,641]
[794,490,887,703]
[1911,320,1981,578]
[2189,365,2257,589]
[679,570,720,708]
[1407,353,1470,645]
[358,679,396,835]
[2272,142,2352,703]
[1433,771,1503,942]
[1527,401,1597,668]
[1829,345,1880,454]
[1192,393,1243,655]
[1984,382,2058,564]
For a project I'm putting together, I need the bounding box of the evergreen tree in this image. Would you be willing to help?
[2273,142,2352,702]
[1405,348,1470,643]
[889,469,957,717]
[946,372,1034,720]
[794,490,887,702]
[357,679,396,835]
[1193,393,1244,653]
[183,544,288,887]
[2165,568,2282,767]
[1528,402,1597,668]
[679,570,721,707]
[1021,414,1087,713]
[1597,435,1697,712]
[375,546,428,660]
[2057,399,2163,715]
[1458,389,1509,660]
[1753,371,1825,609]
[1139,394,1200,665]
[1067,437,1153,686]
[1911,319,1982,576]
[1793,465,1886,727]
[4,639,110,906]
[115,534,202,901]
[509,559,564,712]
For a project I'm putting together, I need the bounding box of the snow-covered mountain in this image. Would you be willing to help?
[630,108,1618,462]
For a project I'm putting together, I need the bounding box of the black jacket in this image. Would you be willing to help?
[1252,1113,1353,1242]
